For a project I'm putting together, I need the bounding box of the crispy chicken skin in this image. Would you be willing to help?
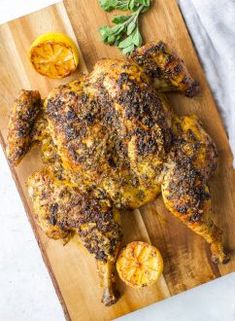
[162,115,229,263]
[7,90,41,165]
[44,62,172,208]
[130,41,199,97]
[7,41,229,305]
[28,169,122,305]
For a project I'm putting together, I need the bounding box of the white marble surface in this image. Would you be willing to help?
[0,147,65,321]
[116,273,235,321]
[0,0,59,24]
[0,1,235,321]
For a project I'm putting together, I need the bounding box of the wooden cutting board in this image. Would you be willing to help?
[0,1,235,320]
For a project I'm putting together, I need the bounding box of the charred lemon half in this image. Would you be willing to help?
[116,241,163,288]
[29,32,79,79]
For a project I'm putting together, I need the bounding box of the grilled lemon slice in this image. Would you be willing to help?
[29,32,79,79]
[116,241,163,288]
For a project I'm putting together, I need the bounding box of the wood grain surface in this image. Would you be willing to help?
[0,1,235,320]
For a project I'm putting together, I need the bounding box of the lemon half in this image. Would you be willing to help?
[116,241,163,288]
[29,32,79,79]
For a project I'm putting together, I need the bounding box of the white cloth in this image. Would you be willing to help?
[178,0,235,167]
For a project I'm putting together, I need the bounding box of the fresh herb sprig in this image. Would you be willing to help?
[99,0,151,12]
[99,0,152,55]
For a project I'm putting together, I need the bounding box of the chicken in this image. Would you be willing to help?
[7,41,229,306]
[27,169,121,306]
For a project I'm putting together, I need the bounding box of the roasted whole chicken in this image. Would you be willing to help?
[7,41,229,306]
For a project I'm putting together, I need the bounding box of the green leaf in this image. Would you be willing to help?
[127,21,136,35]
[138,0,151,7]
[99,26,111,41]
[107,34,116,44]
[115,33,124,40]
[129,0,136,10]
[132,27,143,47]
[99,0,151,12]
[122,44,135,55]
[110,25,121,34]
[112,24,126,35]
[133,28,143,47]
[99,0,118,11]
[118,0,130,10]
[112,15,130,24]
[118,35,134,49]
[137,0,150,6]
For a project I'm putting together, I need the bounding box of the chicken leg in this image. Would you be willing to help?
[161,115,229,263]
[162,160,229,263]
[28,169,122,305]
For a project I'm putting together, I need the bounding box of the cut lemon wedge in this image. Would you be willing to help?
[29,32,79,79]
[116,241,163,288]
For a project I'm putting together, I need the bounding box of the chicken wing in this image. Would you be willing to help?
[131,41,199,97]
[7,90,42,165]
